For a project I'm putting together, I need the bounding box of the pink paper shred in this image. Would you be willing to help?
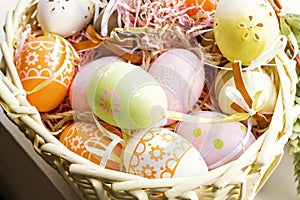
[117,0,215,37]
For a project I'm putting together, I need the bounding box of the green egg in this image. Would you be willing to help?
[213,0,279,66]
[86,62,168,129]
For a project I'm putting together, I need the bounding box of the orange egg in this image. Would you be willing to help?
[15,35,76,112]
[184,0,218,17]
[59,122,123,171]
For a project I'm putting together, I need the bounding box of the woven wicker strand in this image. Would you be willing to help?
[0,0,298,200]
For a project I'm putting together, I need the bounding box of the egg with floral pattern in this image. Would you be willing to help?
[123,127,208,178]
[69,56,124,112]
[60,122,123,171]
[15,35,76,112]
[86,62,168,129]
[175,111,256,169]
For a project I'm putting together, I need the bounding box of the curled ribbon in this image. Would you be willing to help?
[228,61,269,129]
[72,25,142,64]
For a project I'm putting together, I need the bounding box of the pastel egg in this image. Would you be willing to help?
[15,35,76,112]
[123,127,208,178]
[37,0,95,37]
[175,111,256,169]
[69,56,124,112]
[60,122,123,171]
[86,62,168,129]
[149,48,205,125]
[214,0,279,65]
[214,69,277,115]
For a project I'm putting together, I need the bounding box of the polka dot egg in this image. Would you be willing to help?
[175,111,256,169]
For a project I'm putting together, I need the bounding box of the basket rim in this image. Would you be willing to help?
[0,0,298,199]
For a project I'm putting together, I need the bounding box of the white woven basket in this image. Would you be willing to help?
[0,0,298,199]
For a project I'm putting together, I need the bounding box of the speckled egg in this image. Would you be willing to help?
[37,0,95,37]
[86,62,168,129]
[175,111,256,169]
[15,35,76,112]
[60,122,123,171]
[123,127,208,178]
[149,48,205,125]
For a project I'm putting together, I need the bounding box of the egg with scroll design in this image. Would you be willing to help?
[60,122,123,171]
[15,35,76,112]
[123,127,208,178]
[37,0,95,37]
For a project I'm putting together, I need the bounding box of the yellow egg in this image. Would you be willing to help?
[214,0,279,65]
[15,35,76,112]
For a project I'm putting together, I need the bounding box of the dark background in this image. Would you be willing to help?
[0,109,80,200]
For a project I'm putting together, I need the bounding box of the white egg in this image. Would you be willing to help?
[123,127,208,178]
[37,0,95,37]
[214,69,277,115]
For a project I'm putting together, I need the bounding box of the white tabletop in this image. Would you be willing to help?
[0,0,299,199]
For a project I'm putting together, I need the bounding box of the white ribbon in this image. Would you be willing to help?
[101,0,120,37]
[225,86,256,116]
[248,35,288,70]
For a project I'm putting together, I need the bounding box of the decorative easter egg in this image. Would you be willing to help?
[123,127,208,178]
[175,111,256,169]
[214,0,279,65]
[60,122,123,171]
[37,0,95,37]
[214,69,277,115]
[149,48,205,125]
[184,0,218,17]
[86,62,168,129]
[15,35,76,112]
[70,56,124,112]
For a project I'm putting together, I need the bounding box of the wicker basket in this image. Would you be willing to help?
[0,0,298,199]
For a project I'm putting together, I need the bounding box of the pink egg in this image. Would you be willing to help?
[175,111,256,169]
[69,56,123,111]
[148,48,205,124]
